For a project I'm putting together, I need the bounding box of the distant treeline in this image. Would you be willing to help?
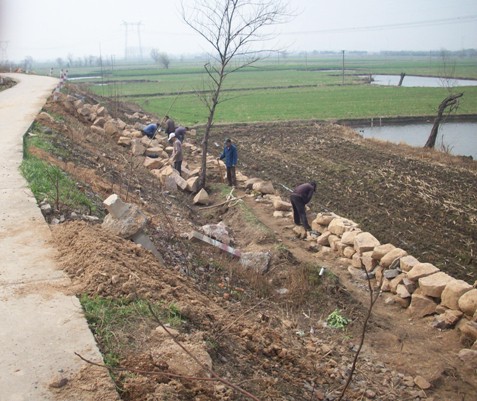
[296,49,477,57]
[379,49,477,57]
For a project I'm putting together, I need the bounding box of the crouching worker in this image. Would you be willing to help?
[141,122,160,139]
[290,181,316,231]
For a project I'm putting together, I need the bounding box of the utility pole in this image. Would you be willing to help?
[122,21,143,61]
[342,50,345,85]
[136,22,143,60]
[122,21,129,60]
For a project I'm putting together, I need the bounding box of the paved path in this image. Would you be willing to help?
[0,74,118,401]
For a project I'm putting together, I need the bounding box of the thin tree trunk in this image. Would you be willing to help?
[398,72,406,86]
[424,93,463,149]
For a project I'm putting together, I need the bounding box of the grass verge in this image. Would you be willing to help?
[20,123,96,215]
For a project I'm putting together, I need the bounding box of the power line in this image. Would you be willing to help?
[285,15,477,35]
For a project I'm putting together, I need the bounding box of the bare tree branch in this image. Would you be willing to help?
[147,304,262,401]
[181,0,292,189]
[337,268,381,401]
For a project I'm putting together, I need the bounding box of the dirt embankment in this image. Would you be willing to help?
[33,86,477,401]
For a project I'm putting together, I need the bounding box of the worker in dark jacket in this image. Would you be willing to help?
[174,126,187,142]
[163,115,176,135]
[217,138,238,187]
[290,181,316,231]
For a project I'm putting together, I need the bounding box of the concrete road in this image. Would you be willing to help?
[0,74,118,401]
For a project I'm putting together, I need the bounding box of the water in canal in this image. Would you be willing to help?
[357,122,477,159]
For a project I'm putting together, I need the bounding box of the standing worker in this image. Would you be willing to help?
[290,181,317,232]
[169,133,183,176]
[163,115,176,135]
[217,138,238,187]
[174,126,187,143]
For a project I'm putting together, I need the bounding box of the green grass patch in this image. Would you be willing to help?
[20,156,95,214]
[80,295,185,367]
[130,85,477,126]
[79,55,477,126]
[21,125,96,214]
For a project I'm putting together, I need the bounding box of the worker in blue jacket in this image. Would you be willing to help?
[141,122,159,139]
[217,138,238,187]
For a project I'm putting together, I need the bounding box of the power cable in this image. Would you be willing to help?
[284,15,477,35]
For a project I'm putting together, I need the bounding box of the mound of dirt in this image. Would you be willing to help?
[52,221,222,323]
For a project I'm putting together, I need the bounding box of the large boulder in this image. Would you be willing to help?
[407,263,439,281]
[193,188,210,205]
[400,255,420,272]
[117,136,132,146]
[104,120,118,136]
[458,349,477,370]
[102,195,147,238]
[341,230,361,246]
[408,293,437,318]
[371,243,395,260]
[432,309,463,329]
[459,321,477,341]
[144,157,164,170]
[441,280,473,310]
[418,272,455,298]
[252,180,275,195]
[273,199,292,212]
[313,212,337,226]
[90,125,105,136]
[240,251,271,274]
[380,248,408,268]
[458,289,477,316]
[173,174,188,191]
[131,139,146,156]
[202,222,231,245]
[186,176,200,193]
[316,231,331,246]
[244,177,262,190]
[328,218,357,236]
[354,232,380,254]
[361,251,377,272]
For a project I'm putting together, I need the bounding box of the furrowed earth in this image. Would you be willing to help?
[31,84,477,401]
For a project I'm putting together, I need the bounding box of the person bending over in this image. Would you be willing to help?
[290,181,316,231]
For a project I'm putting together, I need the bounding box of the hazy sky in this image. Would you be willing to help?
[1,0,476,62]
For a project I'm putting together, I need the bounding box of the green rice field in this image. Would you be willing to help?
[75,54,477,126]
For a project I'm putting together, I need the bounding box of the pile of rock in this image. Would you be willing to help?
[285,209,477,360]
[58,93,286,208]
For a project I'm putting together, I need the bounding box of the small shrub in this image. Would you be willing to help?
[326,309,349,329]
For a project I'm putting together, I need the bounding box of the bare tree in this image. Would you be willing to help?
[181,0,291,189]
[151,49,171,69]
[150,48,160,63]
[424,92,463,149]
[158,52,171,69]
[67,53,74,67]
